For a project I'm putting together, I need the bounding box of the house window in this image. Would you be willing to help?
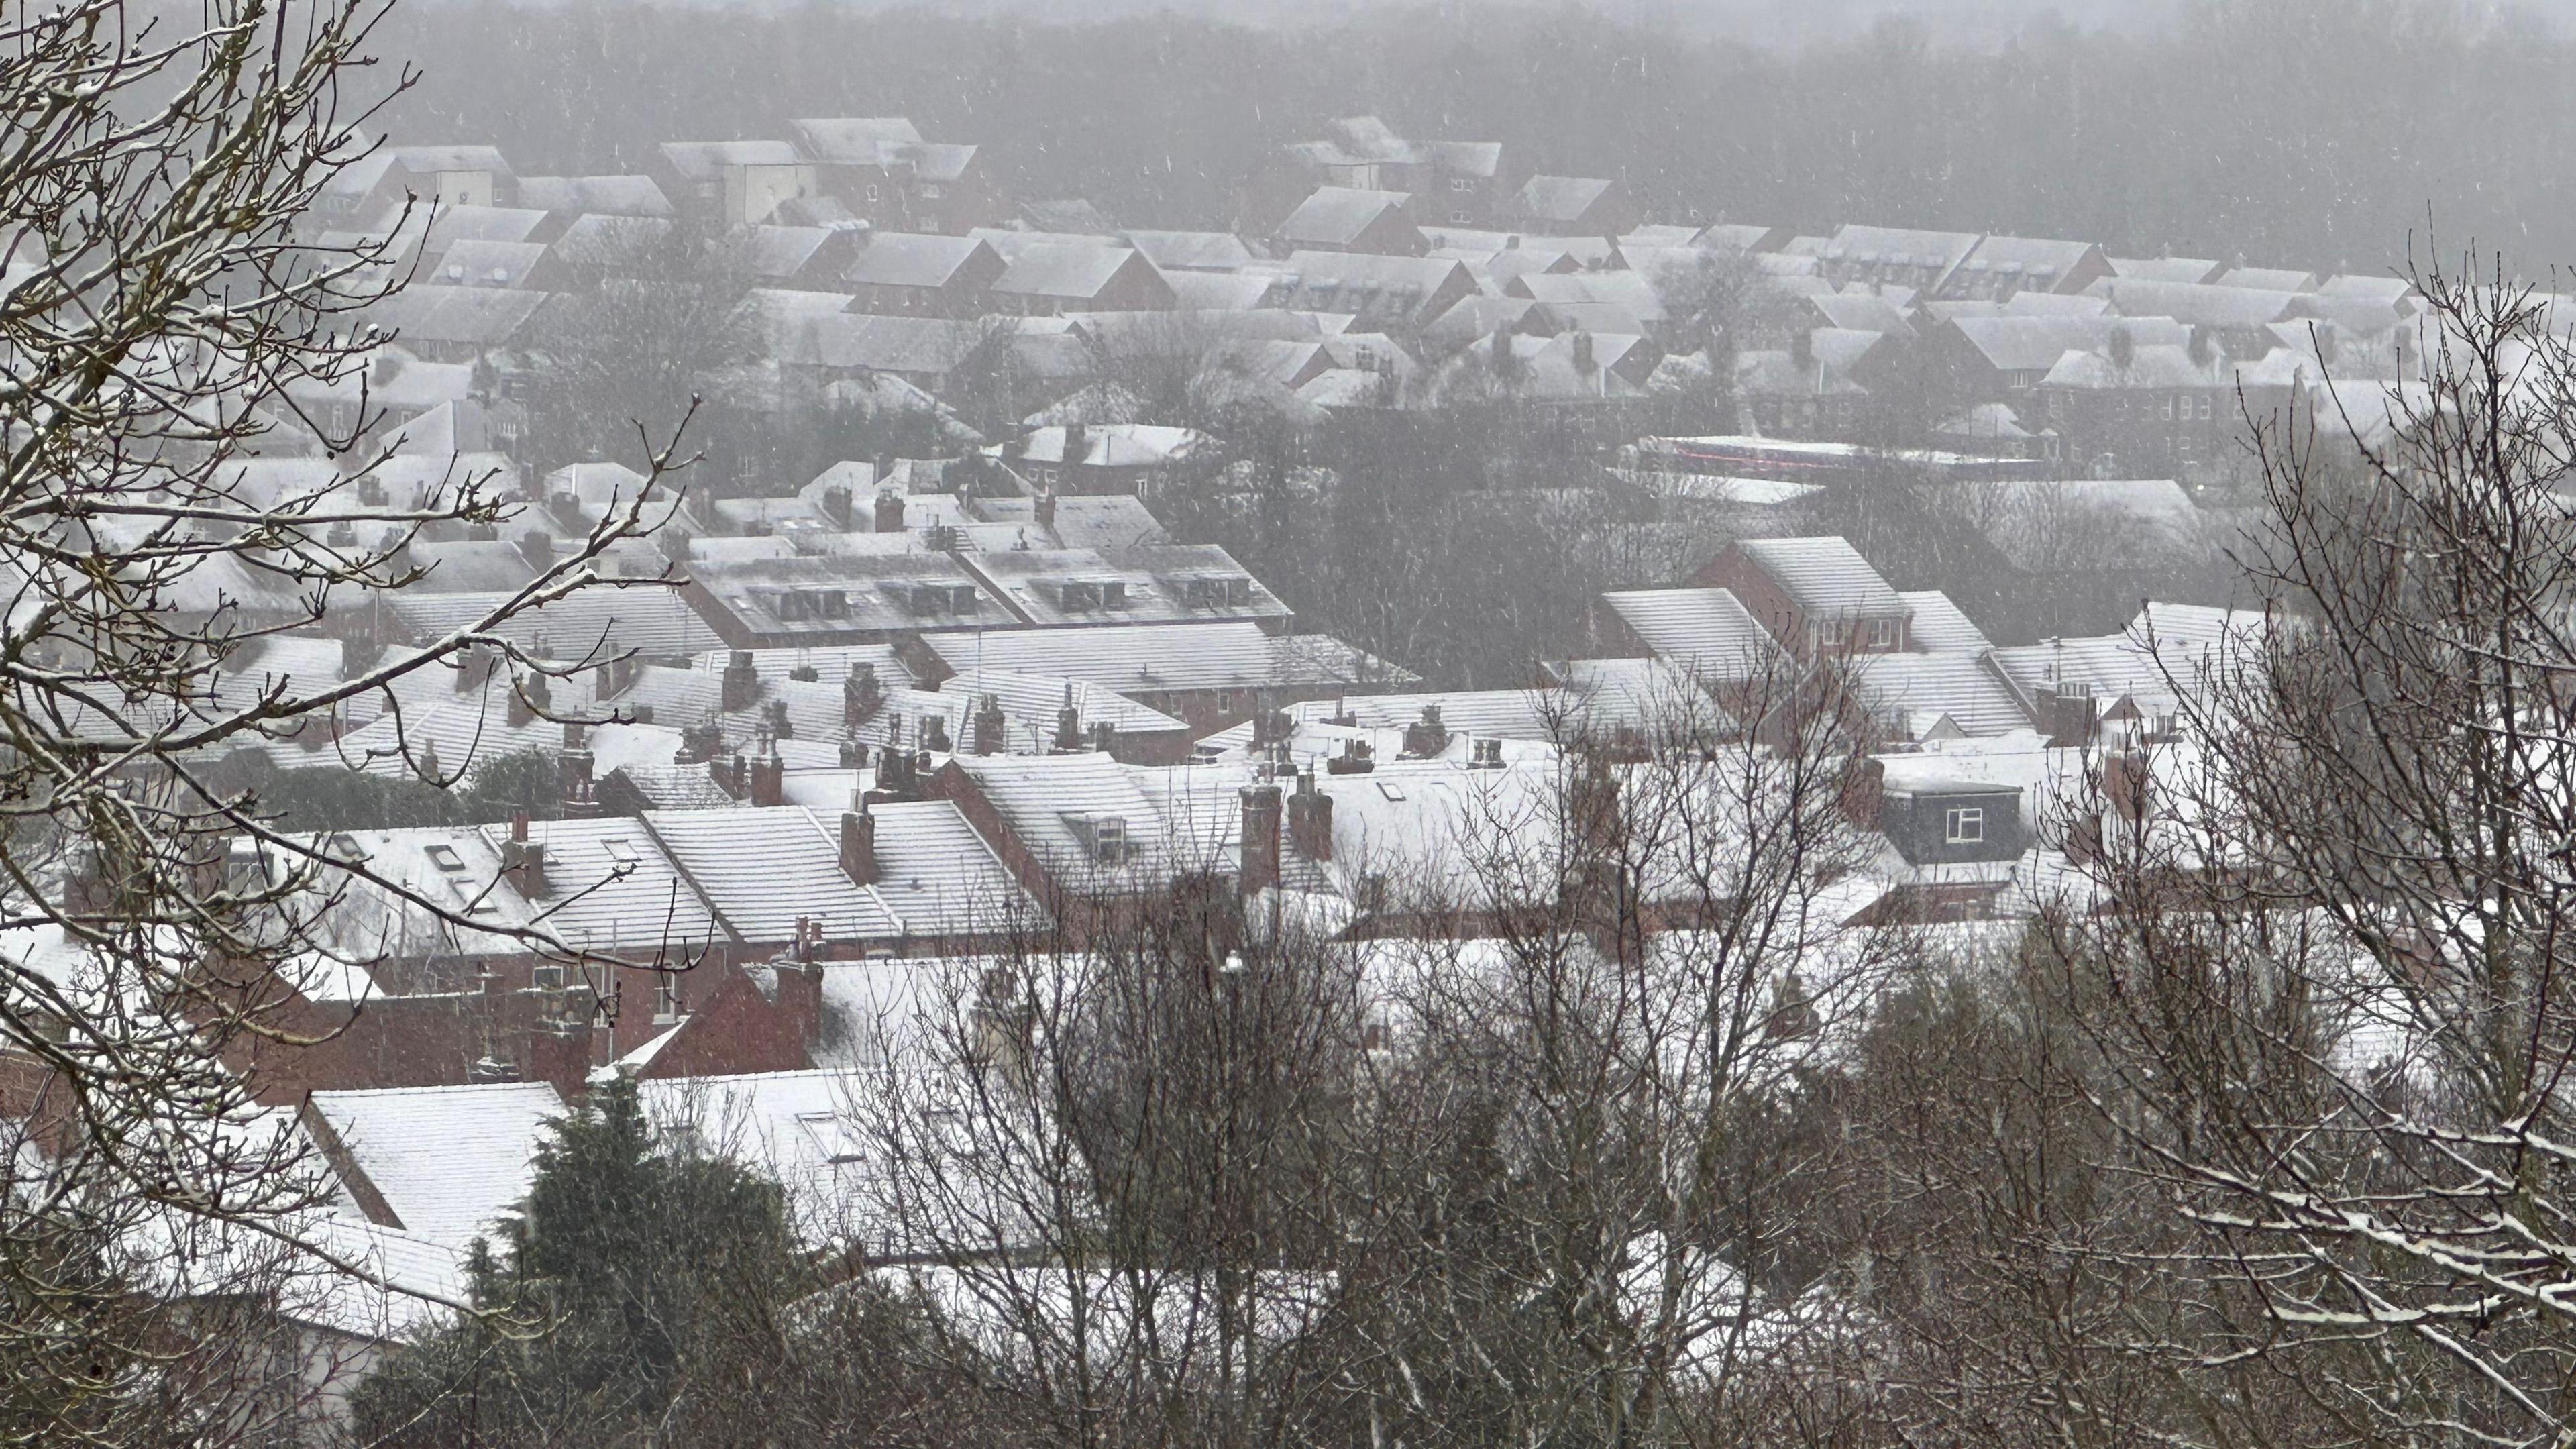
[653,975,681,1023]
[2199,394,2214,420]
[864,184,880,203]
[1945,806,1985,845]
[1870,618,1896,649]
[920,183,944,199]
[1450,177,1474,193]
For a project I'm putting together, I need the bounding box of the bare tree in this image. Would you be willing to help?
[2041,258,2576,1446]
[0,0,691,1438]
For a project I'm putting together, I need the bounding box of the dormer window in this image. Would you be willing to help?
[1067,813,1133,865]
[1870,618,1897,649]
[1944,807,1985,845]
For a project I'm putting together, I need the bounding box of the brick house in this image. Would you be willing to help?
[1690,537,1916,657]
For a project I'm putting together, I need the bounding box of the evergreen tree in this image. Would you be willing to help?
[352,1076,810,1448]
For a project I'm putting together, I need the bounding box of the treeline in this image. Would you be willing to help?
[383,0,2575,269]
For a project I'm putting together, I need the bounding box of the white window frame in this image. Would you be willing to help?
[1944,806,1985,845]
[1870,617,1896,648]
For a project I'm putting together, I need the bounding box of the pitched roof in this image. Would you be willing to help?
[959,544,1287,628]
[943,751,1185,887]
[513,813,725,947]
[430,238,546,288]
[918,622,1411,694]
[1271,252,1470,324]
[1950,235,2102,288]
[1844,652,2035,735]
[2108,255,2224,284]
[422,205,548,252]
[2041,343,2229,391]
[364,284,551,348]
[2086,277,2300,329]
[2215,265,2318,292]
[513,174,672,217]
[1895,591,1992,651]
[383,585,722,662]
[1947,314,2193,374]
[839,233,997,290]
[693,551,1012,639]
[311,1082,565,1248]
[1513,176,1615,224]
[727,225,837,278]
[865,798,1047,936]
[388,144,514,177]
[1276,187,1413,249]
[1286,686,1650,741]
[1825,225,1980,278]
[1120,230,1255,272]
[1601,587,1779,672]
[788,116,924,164]
[991,244,1163,303]
[935,668,1185,736]
[658,140,802,179]
[642,806,898,943]
[1733,537,1911,618]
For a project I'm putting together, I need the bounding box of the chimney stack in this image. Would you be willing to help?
[775,922,826,1050]
[1034,492,1057,529]
[877,741,917,796]
[721,650,761,715]
[1239,784,1283,896]
[1288,769,1334,861]
[839,807,877,885]
[749,745,785,808]
[873,489,906,533]
[501,817,549,897]
[818,485,852,531]
[1088,720,1117,757]
[525,1014,597,1101]
[843,662,885,727]
[1402,704,1450,759]
[1054,684,1081,752]
[924,715,953,754]
[559,722,598,818]
[971,695,1006,755]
